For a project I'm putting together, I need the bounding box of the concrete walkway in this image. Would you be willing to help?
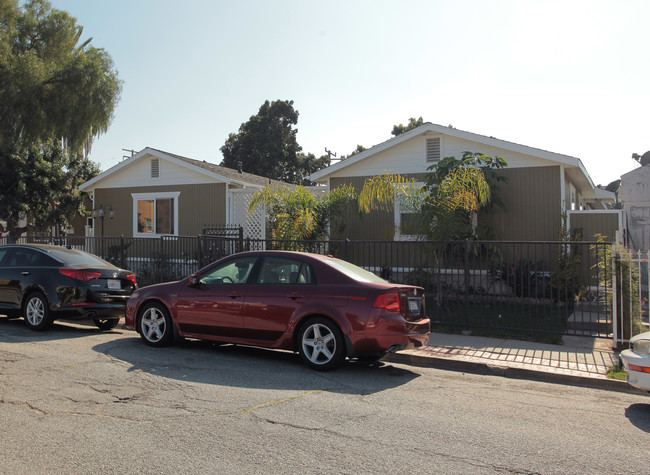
[385,332,646,394]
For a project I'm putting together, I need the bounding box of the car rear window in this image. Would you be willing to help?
[47,248,111,267]
[4,248,58,267]
[322,258,387,283]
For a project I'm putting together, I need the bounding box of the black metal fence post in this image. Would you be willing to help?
[120,235,126,269]
[159,235,164,283]
[464,239,470,332]
[197,235,204,268]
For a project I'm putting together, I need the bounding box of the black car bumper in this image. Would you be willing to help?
[53,303,127,320]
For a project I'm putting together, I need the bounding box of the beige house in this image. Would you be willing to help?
[310,123,619,242]
[79,147,285,239]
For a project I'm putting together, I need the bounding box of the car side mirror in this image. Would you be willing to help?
[189,274,200,286]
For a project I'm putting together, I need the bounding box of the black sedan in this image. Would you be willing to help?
[0,243,136,331]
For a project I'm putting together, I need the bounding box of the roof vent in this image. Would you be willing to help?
[237,161,243,173]
[426,138,441,163]
[151,158,160,178]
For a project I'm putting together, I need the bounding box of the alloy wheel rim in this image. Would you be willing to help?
[141,308,165,342]
[27,298,44,325]
[302,323,336,364]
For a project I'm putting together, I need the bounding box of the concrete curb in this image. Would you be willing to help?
[383,352,648,396]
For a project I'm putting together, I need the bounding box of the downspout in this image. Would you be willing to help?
[560,165,566,214]
[91,192,96,238]
[226,185,231,226]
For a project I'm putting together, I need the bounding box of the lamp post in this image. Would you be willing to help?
[91,204,114,237]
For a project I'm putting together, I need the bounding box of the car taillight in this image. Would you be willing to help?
[59,268,102,281]
[127,274,137,287]
[373,292,401,312]
[628,363,650,374]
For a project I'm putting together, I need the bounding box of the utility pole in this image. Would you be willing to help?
[122,148,137,160]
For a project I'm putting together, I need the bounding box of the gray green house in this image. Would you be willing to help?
[79,147,286,239]
[310,123,620,243]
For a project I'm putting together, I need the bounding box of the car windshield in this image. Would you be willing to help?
[322,258,386,283]
[47,248,112,267]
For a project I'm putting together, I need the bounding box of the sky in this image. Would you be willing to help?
[52,0,650,187]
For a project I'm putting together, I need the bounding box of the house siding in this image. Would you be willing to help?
[330,173,427,240]
[332,168,563,242]
[568,212,621,242]
[93,183,227,237]
[330,176,393,240]
[478,166,562,241]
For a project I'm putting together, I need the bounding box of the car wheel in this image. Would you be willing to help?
[298,317,345,370]
[138,302,173,347]
[23,292,53,331]
[93,318,120,331]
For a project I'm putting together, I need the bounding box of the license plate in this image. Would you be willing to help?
[408,298,421,315]
[107,279,121,290]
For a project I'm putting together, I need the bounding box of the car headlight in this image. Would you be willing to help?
[632,339,650,356]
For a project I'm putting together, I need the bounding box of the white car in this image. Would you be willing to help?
[620,331,650,393]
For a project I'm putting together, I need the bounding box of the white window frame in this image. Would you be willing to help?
[132,192,180,237]
[394,182,425,241]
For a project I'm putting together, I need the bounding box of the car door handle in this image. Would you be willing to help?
[287,292,303,300]
[229,292,241,299]
[21,271,31,276]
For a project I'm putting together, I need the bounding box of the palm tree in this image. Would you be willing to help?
[248,184,356,241]
[358,153,506,240]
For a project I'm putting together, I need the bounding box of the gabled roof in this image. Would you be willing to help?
[310,122,599,195]
[80,147,288,192]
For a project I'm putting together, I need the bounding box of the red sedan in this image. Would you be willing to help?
[125,251,430,370]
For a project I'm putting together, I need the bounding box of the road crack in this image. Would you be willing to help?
[241,389,322,415]
[3,400,52,416]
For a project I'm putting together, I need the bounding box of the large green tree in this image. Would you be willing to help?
[0,140,100,236]
[391,117,425,137]
[0,0,122,153]
[220,100,329,184]
[0,0,121,236]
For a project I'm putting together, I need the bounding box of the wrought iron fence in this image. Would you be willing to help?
[3,234,647,342]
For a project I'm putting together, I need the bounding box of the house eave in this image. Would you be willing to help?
[310,122,592,184]
[80,147,279,192]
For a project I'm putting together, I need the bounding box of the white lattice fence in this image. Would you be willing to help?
[230,189,265,240]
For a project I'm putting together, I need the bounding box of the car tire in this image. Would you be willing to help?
[93,318,120,331]
[23,291,53,331]
[138,302,173,347]
[298,317,345,371]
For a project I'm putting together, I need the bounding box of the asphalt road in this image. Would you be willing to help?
[0,316,648,474]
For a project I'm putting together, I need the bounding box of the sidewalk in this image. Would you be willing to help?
[385,332,645,394]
